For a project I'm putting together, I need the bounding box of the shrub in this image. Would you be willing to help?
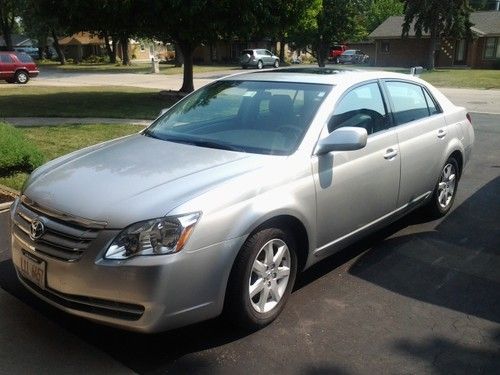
[0,123,44,177]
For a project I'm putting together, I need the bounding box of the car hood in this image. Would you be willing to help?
[23,134,271,228]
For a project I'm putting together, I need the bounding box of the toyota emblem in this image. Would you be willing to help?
[30,220,45,241]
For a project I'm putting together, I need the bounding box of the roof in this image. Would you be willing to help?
[221,67,421,87]
[370,11,500,39]
[0,34,33,47]
[58,32,105,46]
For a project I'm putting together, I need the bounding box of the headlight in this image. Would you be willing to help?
[105,212,201,259]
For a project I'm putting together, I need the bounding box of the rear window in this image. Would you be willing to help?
[17,53,34,63]
[241,50,254,56]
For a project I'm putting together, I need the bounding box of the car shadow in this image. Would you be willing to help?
[346,176,500,323]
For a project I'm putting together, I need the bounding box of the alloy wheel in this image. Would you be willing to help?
[249,239,291,313]
[437,163,457,209]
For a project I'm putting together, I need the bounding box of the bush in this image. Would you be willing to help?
[0,123,44,177]
[81,54,109,64]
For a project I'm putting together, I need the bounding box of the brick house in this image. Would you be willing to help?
[369,11,500,69]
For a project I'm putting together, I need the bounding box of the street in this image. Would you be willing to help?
[0,113,498,374]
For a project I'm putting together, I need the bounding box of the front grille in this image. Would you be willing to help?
[12,196,106,261]
[19,274,144,321]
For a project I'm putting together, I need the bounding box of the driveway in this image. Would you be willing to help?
[0,113,498,374]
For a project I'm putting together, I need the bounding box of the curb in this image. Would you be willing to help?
[0,184,19,211]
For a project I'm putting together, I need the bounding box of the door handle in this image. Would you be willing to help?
[437,129,447,138]
[384,148,398,160]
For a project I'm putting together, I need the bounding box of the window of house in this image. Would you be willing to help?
[381,41,390,54]
[484,37,496,58]
[385,81,431,125]
[329,82,388,135]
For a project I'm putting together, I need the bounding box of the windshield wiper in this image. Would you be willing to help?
[165,137,245,152]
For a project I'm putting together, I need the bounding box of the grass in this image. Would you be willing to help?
[0,124,144,191]
[0,86,179,119]
[420,69,500,89]
[40,62,238,75]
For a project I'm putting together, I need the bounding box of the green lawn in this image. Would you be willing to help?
[420,69,500,89]
[0,86,179,119]
[0,124,144,191]
[40,62,238,75]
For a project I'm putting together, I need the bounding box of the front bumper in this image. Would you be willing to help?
[10,200,245,333]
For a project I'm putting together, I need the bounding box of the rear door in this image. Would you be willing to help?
[0,54,16,79]
[382,80,448,207]
[313,81,400,253]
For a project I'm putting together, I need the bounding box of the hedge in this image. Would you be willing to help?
[0,122,44,177]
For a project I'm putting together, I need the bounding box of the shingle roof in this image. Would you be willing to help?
[370,11,500,39]
[58,32,104,46]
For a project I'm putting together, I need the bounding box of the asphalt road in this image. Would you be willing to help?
[0,113,498,374]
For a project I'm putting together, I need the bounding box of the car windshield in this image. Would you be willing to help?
[145,80,332,155]
[343,50,355,55]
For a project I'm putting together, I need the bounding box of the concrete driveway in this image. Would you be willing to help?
[0,113,498,374]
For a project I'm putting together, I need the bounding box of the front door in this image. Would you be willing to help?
[313,82,400,254]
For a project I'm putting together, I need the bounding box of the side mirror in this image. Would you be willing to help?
[315,127,367,155]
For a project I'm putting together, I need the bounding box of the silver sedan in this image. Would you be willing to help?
[10,68,474,332]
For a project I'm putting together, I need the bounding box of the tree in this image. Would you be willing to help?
[402,0,473,70]
[143,0,265,93]
[366,0,404,33]
[0,0,21,50]
[288,0,359,67]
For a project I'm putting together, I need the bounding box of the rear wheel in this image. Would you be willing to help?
[423,156,459,218]
[257,60,263,69]
[225,227,297,329]
[273,59,279,68]
[15,70,29,84]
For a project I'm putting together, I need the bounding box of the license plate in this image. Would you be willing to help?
[19,252,46,290]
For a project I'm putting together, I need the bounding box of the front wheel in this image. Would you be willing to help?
[257,60,263,69]
[423,156,459,218]
[273,59,279,68]
[15,70,29,84]
[225,227,298,329]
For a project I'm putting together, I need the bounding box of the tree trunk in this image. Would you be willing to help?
[51,29,66,65]
[103,32,116,63]
[37,33,46,60]
[279,37,286,63]
[1,25,13,50]
[428,30,438,71]
[120,35,130,65]
[174,43,183,67]
[317,37,326,67]
[179,42,194,93]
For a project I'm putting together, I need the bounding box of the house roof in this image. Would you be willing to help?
[0,34,33,47]
[370,11,500,39]
[59,32,105,46]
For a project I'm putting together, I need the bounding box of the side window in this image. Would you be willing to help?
[0,55,14,63]
[266,50,272,56]
[329,82,388,135]
[385,81,430,125]
[423,89,440,116]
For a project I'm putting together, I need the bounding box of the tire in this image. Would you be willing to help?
[15,70,29,84]
[423,156,460,219]
[225,226,298,329]
[335,57,339,64]
[273,59,279,68]
[257,60,263,69]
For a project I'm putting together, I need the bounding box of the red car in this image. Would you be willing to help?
[328,44,348,63]
[0,51,39,84]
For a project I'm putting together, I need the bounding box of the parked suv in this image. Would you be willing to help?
[0,51,39,84]
[240,49,279,69]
